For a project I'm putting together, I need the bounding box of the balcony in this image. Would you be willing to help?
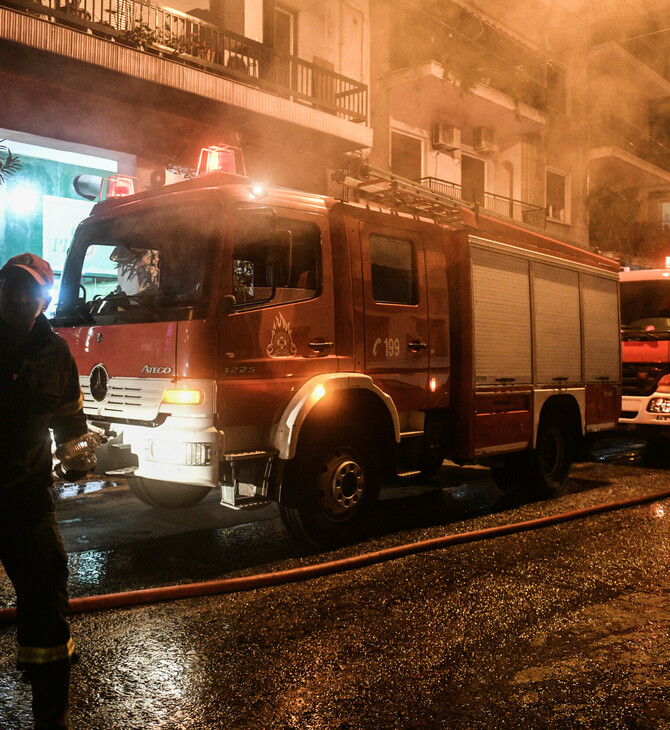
[589,115,670,187]
[0,0,370,151]
[386,62,546,144]
[419,177,547,229]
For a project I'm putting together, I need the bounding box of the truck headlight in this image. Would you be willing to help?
[162,388,205,405]
[647,398,670,414]
[147,440,212,466]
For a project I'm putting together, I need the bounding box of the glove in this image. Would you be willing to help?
[54,451,97,481]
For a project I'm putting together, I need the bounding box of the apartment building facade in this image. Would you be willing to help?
[586,0,670,266]
[4,0,670,280]
[0,0,371,286]
[366,0,589,247]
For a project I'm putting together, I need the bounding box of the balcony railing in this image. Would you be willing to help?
[390,3,557,114]
[419,177,547,228]
[590,115,670,173]
[419,177,547,229]
[2,0,368,123]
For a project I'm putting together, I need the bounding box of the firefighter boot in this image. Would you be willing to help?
[29,657,71,730]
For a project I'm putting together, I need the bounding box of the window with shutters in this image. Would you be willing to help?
[275,6,296,87]
[462,155,486,206]
[391,132,422,181]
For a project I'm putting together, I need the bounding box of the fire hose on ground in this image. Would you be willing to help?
[0,487,669,625]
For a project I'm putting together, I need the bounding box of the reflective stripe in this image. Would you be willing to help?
[18,637,74,665]
[55,392,84,417]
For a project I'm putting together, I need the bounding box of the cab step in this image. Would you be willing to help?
[104,467,138,477]
[219,449,277,510]
[219,485,271,510]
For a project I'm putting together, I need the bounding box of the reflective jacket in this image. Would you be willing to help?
[0,313,86,516]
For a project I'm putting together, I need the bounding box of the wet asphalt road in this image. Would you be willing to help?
[0,443,668,728]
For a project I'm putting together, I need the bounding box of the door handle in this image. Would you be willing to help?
[407,340,428,352]
[309,340,334,351]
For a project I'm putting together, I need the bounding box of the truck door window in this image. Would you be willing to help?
[232,214,321,306]
[369,234,417,305]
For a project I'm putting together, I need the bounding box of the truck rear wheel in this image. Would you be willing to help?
[490,413,573,499]
[279,426,380,548]
[128,476,211,509]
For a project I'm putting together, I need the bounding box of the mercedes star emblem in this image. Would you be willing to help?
[89,364,109,402]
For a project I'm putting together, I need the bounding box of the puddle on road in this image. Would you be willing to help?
[52,479,123,501]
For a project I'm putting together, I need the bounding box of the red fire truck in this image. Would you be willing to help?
[52,151,621,546]
[619,267,670,439]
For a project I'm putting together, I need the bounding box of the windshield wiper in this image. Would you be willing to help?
[53,302,95,325]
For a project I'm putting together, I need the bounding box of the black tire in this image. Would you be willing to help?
[279,426,380,548]
[417,451,444,480]
[127,476,211,509]
[490,413,573,499]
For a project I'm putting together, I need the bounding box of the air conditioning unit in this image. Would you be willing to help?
[432,123,461,151]
[474,126,497,152]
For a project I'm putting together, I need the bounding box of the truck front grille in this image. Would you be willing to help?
[80,376,170,421]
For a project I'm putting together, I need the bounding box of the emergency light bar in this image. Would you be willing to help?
[100,175,137,200]
[197,145,246,176]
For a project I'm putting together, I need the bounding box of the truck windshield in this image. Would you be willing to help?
[620,279,670,340]
[53,202,219,325]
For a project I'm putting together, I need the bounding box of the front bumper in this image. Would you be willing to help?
[92,416,222,487]
[619,394,670,427]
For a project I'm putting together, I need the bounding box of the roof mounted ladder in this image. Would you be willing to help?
[334,163,478,229]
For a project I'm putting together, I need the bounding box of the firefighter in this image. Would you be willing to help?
[0,253,88,729]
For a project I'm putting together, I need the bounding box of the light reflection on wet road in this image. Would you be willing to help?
[0,439,667,728]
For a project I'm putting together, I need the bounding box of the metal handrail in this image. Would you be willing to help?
[419,176,547,228]
[2,0,368,123]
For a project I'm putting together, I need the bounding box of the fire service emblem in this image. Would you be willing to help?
[266,313,297,358]
[89,363,109,402]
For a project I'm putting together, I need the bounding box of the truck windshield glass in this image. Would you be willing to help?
[620,279,670,339]
[54,202,219,324]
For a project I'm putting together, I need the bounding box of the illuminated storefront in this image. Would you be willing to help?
[0,131,131,309]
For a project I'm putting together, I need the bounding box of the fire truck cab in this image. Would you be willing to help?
[52,159,621,547]
[619,267,670,437]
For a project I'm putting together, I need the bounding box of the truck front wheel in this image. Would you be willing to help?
[279,427,380,548]
[490,413,574,499]
[128,476,211,509]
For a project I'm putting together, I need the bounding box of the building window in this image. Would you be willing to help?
[661,201,670,230]
[546,169,568,222]
[274,6,296,87]
[391,132,422,181]
[545,61,567,115]
[461,154,486,206]
[369,234,417,305]
[275,6,296,55]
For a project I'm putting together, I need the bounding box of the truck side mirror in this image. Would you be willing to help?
[218,294,237,315]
